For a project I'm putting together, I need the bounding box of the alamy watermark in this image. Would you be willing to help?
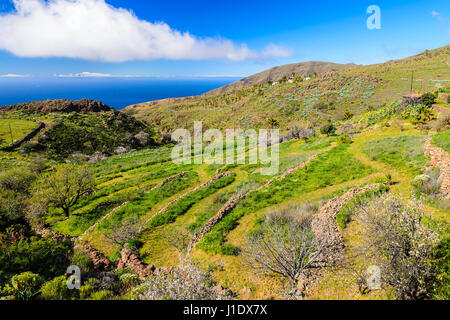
[66,265,81,290]
[171,121,279,175]
[366,265,381,290]
[367,5,381,30]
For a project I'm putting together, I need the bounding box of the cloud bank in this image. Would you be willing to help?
[0,74,29,78]
[0,0,292,62]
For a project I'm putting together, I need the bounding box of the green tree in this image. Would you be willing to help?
[36,165,95,217]
[320,123,336,136]
[421,92,436,107]
[267,118,280,129]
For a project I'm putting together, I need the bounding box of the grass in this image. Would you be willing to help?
[432,129,450,153]
[147,173,236,227]
[336,184,390,230]
[362,135,430,176]
[0,118,38,147]
[198,143,375,255]
[97,171,199,229]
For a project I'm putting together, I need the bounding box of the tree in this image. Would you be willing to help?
[320,123,336,136]
[267,118,280,129]
[37,165,95,217]
[242,211,323,293]
[138,259,228,300]
[355,194,440,300]
[421,92,436,107]
[343,110,354,120]
[104,215,141,246]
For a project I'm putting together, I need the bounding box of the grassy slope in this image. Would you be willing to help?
[0,118,38,147]
[124,45,450,132]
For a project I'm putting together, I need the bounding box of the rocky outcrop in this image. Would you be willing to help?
[297,183,381,297]
[2,99,113,113]
[424,138,450,200]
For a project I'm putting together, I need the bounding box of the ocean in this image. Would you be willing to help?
[0,77,239,110]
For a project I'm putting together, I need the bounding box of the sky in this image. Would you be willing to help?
[0,0,448,79]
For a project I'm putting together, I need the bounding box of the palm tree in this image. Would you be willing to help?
[267,118,279,129]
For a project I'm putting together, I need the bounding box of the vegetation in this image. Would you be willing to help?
[0,46,449,301]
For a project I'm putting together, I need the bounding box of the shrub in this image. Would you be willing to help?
[343,110,354,120]
[10,272,44,300]
[40,276,73,300]
[137,260,228,300]
[421,92,436,107]
[119,273,140,292]
[412,170,442,196]
[355,194,441,299]
[89,290,114,300]
[320,123,336,136]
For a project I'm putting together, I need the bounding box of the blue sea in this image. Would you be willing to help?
[0,77,239,110]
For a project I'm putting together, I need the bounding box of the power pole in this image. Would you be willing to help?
[8,123,13,145]
[410,71,414,94]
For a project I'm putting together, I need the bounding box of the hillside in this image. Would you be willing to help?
[207,61,357,95]
[0,100,156,161]
[0,47,449,302]
[1,99,113,113]
[124,45,450,133]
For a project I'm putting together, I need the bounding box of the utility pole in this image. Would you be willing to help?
[8,123,13,145]
[410,71,414,94]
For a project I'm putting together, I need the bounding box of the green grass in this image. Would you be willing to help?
[198,143,375,255]
[336,184,390,230]
[362,135,429,176]
[98,172,199,229]
[432,130,450,153]
[0,118,38,147]
[148,173,236,227]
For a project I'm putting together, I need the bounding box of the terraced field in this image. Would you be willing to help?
[37,122,449,299]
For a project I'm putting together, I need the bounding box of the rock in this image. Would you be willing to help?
[115,146,128,155]
[134,131,150,146]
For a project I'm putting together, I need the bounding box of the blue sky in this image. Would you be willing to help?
[0,0,448,78]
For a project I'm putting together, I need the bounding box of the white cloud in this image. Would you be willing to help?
[431,11,441,17]
[56,72,127,78]
[0,73,29,78]
[0,0,292,62]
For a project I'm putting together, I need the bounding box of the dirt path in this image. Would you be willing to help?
[424,138,450,200]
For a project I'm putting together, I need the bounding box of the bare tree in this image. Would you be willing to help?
[161,228,192,255]
[241,212,323,290]
[354,193,440,300]
[104,215,141,246]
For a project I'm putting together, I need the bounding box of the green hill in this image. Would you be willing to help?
[124,45,449,133]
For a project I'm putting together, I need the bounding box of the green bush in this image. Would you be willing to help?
[320,123,336,136]
[0,237,72,283]
[10,272,44,300]
[89,290,113,300]
[421,92,436,107]
[40,276,73,300]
